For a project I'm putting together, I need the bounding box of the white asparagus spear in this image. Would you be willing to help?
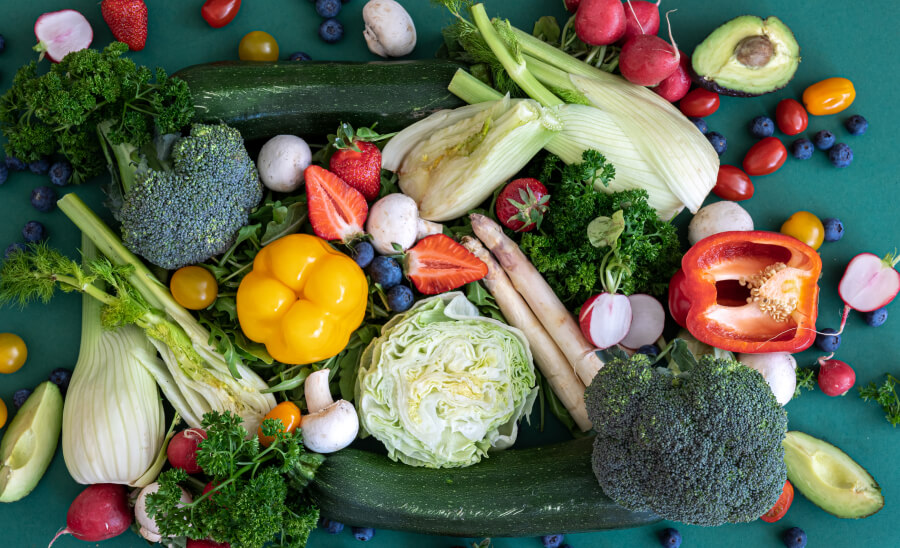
[470,214,604,385]
[462,236,592,431]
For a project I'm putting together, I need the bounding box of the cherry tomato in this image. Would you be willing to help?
[775,99,808,136]
[818,359,856,396]
[667,269,692,328]
[780,211,825,250]
[202,0,241,28]
[0,398,7,429]
[258,401,302,446]
[679,88,720,118]
[802,77,856,116]
[0,333,27,374]
[713,165,754,201]
[742,137,787,176]
[239,31,279,61]
[760,480,794,522]
[170,266,218,310]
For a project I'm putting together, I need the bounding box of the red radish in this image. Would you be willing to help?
[575,0,627,46]
[167,427,207,474]
[48,484,132,546]
[652,49,691,102]
[34,10,93,63]
[565,0,582,12]
[817,357,855,396]
[839,252,900,312]
[619,11,680,86]
[619,294,665,349]
[579,293,632,349]
[188,539,231,548]
[621,0,662,43]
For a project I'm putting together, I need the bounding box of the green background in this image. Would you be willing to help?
[1,0,898,546]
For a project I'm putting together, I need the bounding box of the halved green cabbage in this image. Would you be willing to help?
[355,293,537,468]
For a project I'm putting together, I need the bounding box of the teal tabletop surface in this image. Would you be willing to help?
[1,0,899,547]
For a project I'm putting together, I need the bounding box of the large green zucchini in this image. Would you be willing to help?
[308,436,659,537]
[173,60,466,140]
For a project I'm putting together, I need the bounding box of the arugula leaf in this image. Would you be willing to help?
[858,374,900,426]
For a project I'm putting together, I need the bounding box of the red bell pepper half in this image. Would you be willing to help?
[680,231,822,353]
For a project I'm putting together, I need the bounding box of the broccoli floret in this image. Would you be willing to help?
[113,123,262,270]
[585,347,788,526]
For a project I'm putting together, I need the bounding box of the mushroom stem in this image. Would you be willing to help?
[305,369,334,414]
[417,218,444,240]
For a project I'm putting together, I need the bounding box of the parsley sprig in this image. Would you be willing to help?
[858,374,900,427]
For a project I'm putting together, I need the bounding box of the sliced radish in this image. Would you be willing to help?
[34,10,93,63]
[838,252,900,312]
[620,294,665,349]
[579,293,632,349]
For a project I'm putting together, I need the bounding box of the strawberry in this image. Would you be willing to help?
[304,165,368,242]
[101,0,148,51]
[495,178,550,232]
[328,123,394,201]
[406,234,488,295]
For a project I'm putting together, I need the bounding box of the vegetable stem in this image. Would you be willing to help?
[448,69,504,104]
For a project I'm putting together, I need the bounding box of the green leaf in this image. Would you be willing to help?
[666,339,700,374]
[587,209,625,248]
[532,16,560,43]
[260,197,308,246]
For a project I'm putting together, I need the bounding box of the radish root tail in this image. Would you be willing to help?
[664,9,679,61]
[626,0,645,35]
[47,527,70,548]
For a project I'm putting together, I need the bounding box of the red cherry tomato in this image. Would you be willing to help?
[775,99,808,136]
[679,88,720,118]
[667,269,691,328]
[202,0,241,28]
[743,137,787,176]
[713,165,754,201]
[760,480,794,522]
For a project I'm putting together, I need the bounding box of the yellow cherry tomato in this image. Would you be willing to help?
[258,401,302,446]
[802,77,856,116]
[170,266,218,310]
[239,31,279,61]
[0,398,7,429]
[0,333,27,374]
[781,211,825,251]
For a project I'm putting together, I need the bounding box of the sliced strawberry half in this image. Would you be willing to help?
[406,234,488,295]
[305,165,368,242]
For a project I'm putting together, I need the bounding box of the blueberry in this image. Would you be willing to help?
[636,344,660,358]
[559,545,572,548]
[13,388,32,409]
[31,185,57,212]
[864,307,888,327]
[790,138,813,160]
[541,534,564,548]
[49,161,72,186]
[844,114,868,136]
[22,221,45,243]
[822,218,844,242]
[828,143,853,168]
[321,518,344,534]
[812,130,835,150]
[289,51,312,61]
[351,526,374,541]
[749,116,775,138]
[319,18,344,43]
[316,0,342,18]
[706,131,727,156]
[386,285,414,312]
[5,156,27,171]
[29,157,50,175]
[0,163,7,185]
[658,527,682,547]
[5,243,26,258]
[0,34,5,53]
[781,526,807,548]
[367,256,402,289]
[689,117,708,134]
[352,241,375,269]
[815,327,841,353]
[48,368,73,395]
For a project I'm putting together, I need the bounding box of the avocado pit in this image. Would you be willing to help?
[735,35,774,68]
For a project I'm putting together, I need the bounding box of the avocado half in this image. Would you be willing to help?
[692,15,800,97]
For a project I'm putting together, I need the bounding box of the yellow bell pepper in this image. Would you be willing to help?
[236,234,367,364]
[802,77,856,116]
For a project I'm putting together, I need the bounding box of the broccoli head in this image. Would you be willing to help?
[585,346,788,526]
[117,124,262,270]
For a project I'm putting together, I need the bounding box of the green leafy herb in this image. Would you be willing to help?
[586,210,625,249]
[794,366,817,398]
[858,374,900,426]
[465,280,505,322]
[147,411,323,548]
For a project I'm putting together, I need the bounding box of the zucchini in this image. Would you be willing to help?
[308,436,659,537]
[173,61,466,140]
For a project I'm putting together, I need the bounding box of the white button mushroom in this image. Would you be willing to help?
[256,135,312,193]
[737,352,798,406]
[687,200,754,245]
[366,193,443,255]
[362,0,417,58]
[134,482,192,543]
[301,369,359,454]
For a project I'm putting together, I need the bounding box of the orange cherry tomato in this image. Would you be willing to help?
[713,165,754,201]
[743,137,787,176]
[258,401,302,446]
[679,88,720,118]
[0,398,7,429]
[775,99,808,136]
[0,333,27,374]
[781,211,825,251]
[170,266,218,310]
[802,77,856,116]
[760,480,794,522]
[239,31,279,61]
